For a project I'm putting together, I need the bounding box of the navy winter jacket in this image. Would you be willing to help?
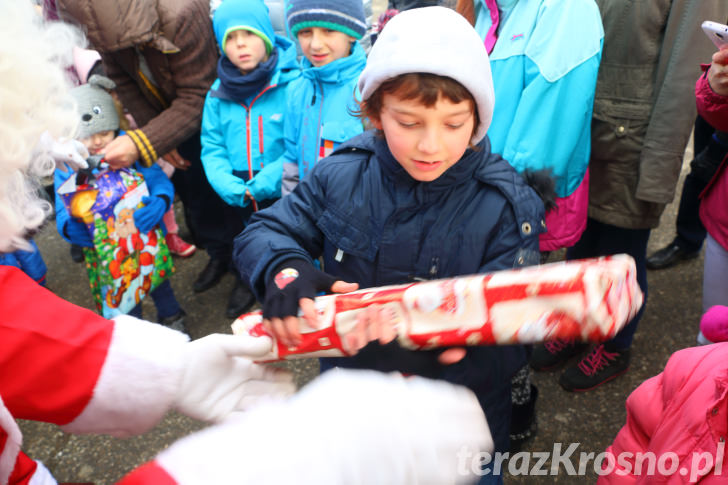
[234,130,545,450]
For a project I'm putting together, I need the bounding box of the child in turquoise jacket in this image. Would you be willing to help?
[201,0,300,318]
[279,0,368,195]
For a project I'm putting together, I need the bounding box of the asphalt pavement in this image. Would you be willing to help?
[18,145,704,484]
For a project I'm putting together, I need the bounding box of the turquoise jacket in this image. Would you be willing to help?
[201,34,300,207]
[280,41,367,195]
[474,0,603,198]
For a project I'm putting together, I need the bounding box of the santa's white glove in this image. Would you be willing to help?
[153,370,493,484]
[173,334,295,423]
[38,131,89,172]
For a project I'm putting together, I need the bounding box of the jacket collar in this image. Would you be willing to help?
[211,34,300,102]
[337,130,494,192]
[301,42,366,84]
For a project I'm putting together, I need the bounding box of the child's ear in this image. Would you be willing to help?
[370,117,382,130]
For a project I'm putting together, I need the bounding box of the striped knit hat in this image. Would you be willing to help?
[287,0,367,40]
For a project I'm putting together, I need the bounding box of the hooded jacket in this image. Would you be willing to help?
[234,130,545,450]
[471,0,603,251]
[599,344,728,484]
[697,69,728,252]
[279,42,367,196]
[201,0,301,207]
[56,0,218,167]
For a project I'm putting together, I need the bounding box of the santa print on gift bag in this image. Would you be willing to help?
[58,168,174,317]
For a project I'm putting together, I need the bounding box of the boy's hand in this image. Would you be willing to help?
[708,47,728,96]
[133,196,167,233]
[438,348,467,365]
[341,304,399,354]
[162,148,191,170]
[104,134,139,169]
[263,259,358,347]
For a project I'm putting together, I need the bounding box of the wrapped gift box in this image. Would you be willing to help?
[58,168,174,317]
[232,255,643,361]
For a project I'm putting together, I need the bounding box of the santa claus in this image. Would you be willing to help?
[0,2,492,484]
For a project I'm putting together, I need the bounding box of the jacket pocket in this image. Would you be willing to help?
[317,207,378,262]
[590,115,647,162]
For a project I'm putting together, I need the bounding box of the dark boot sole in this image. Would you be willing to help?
[559,366,629,393]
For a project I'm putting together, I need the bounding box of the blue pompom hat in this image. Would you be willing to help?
[287,0,367,40]
[213,0,275,54]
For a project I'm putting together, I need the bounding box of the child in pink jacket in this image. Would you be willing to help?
[601,46,728,484]
[599,343,728,483]
[697,45,728,344]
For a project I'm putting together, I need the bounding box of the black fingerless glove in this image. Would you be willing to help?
[263,259,338,319]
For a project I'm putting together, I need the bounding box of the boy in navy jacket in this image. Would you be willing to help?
[234,7,545,473]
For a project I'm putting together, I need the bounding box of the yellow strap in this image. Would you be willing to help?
[134,129,158,162]
[138,69,169,109]
[126,130,153,167]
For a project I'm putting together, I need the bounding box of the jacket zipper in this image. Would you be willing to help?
[241,84,277,212]
[429,257,439,279]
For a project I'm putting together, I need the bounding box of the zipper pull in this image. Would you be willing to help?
[429,257,439,279]
[311,92,316,105]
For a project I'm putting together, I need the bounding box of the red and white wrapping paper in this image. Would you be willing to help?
[231,255,643,362]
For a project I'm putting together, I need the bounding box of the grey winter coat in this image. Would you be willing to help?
[589,0,728,229]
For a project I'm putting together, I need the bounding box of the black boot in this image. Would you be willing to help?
[193,258,228,293]
[70,244,84,263]
[509,383,539,453]
[225,279,256,319]
[646,241,700,270]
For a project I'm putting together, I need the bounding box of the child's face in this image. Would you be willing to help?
[372,93,475,182]
[225,29,269,74]
[81,130,115,156]
[297,27,355,67]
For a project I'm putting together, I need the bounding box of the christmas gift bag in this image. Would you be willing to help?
[232,255,643,361]
[58,168,174,317]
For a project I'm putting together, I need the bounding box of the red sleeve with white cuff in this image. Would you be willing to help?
[0,266,188,485]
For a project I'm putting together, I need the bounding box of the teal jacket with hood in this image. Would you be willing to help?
[472,0,603,250]
[201,0,301,208]
[280,41,367,196]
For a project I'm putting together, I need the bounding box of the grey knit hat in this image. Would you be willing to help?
[287,0,367,40]
[70,74,120,140]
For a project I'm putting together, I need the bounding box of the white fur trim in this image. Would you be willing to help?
[0,395,22,485]
[61,315,188,437]
[156,370,492,484]
[358,6,495,144]
[28,461,56,485]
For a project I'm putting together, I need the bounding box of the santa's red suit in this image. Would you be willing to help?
[0,266,187,484]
